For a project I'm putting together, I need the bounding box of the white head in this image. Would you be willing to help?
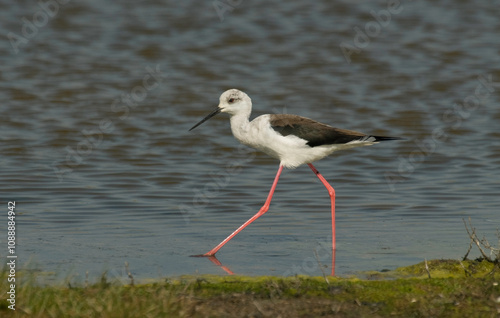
[189,89,252,131]
[217,89,252,116]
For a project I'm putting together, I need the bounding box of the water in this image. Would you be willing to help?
[1,0,499,282]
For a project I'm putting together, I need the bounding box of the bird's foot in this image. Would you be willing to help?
[190,253,214,257]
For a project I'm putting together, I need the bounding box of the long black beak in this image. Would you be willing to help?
[189,107,221,131]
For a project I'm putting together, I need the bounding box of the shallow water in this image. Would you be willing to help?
[1,0,499,281]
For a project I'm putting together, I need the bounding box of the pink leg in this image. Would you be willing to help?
[308,163,336,252]
[201,165,284,256]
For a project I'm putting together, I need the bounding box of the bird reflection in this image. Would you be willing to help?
[206,255,234,275]
[194,248,336,276]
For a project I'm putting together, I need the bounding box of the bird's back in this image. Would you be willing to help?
[269,114,369,147]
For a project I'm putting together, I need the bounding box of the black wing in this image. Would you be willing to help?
[270,114,401,147]
[269,115,365,147]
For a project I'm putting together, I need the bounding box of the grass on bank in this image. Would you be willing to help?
[0,259,499,318]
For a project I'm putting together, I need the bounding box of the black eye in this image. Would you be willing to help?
[228,98,235,103]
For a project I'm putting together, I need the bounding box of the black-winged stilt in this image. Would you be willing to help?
[190,89,401,263]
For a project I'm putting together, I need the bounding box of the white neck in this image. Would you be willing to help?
[229,112,251,144]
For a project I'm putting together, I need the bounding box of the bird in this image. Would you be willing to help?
[189,88,401,260]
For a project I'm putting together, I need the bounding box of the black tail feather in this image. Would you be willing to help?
[371,136,404,142]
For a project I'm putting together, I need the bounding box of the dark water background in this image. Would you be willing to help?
[1,0,499,282]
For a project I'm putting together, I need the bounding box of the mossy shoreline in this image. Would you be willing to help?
[1,259,499,317]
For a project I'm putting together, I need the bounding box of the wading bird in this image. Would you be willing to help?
[189,89,401,267]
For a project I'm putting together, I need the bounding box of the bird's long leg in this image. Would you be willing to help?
[308,163,336,276]
[308,163,336,251]
[200,165,284,256]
